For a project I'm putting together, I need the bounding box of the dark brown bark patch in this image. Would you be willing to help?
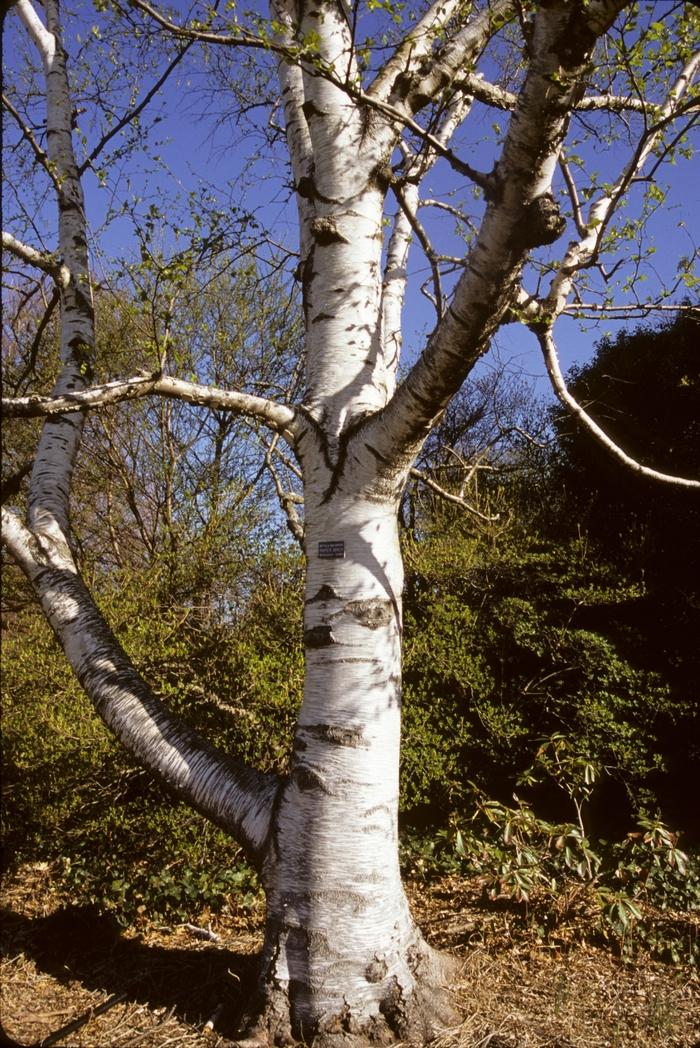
[311,217,349,245]
[304,625,336,648]
[344,598,394,629]
[307,584,340,604]
[518,192,567,248]
[302,723,369,748]
[365,957,389,983]
[292,765,330,794]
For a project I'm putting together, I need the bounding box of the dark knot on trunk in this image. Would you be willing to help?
[519,192,567,248]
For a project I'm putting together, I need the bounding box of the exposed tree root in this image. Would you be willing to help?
[232,942,460,1047]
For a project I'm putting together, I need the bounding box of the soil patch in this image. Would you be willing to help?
[1,865,697,1047]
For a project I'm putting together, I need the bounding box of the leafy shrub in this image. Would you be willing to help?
[1,550,300,923]
[401,518,694,837]
[450,796,697,965]
[400,724,698,965]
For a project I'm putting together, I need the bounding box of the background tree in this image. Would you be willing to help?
[2,0,699,1044]
[552,309,700,585]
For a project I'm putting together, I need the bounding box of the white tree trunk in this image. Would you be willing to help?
[243,475,457,1044]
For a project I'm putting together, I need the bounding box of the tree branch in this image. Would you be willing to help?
[366,0,629,463]
[127,0,291,56]
[543,48,700,321]
[456,71,670,116]
[15,0,54,66]
[2,374,301,446]
[537,327,700,490]
[2,230,69,283]
[369,0,513,114]
[1,504,281,864]
[78,38,195,176]
[409,467,499,522]
[2,92,62,192]
[392,183,444,318]
[13,288,60,394]
[264,436,305,546]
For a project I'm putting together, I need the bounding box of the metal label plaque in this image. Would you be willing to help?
[318,541,345,559]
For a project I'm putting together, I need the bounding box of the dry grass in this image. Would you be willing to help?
[1,864,698,1048]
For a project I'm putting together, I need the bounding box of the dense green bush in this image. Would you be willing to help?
[4,496,697,925]
[400,513,690,838]
[1,550,302,922]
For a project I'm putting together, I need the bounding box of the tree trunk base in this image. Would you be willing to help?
[232,941,460,1047]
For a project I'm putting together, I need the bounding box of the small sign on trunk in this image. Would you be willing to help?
[318,541,345,559]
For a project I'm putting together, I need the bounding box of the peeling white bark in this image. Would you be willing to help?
[1,506,278,859]
[17,0,93,545]
[252,475,454,1038]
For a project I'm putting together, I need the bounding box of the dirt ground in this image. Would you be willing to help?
[1,864,698,1048]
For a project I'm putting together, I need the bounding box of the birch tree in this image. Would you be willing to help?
[2,0,699,1043]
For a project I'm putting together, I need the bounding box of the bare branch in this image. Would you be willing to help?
[264,436,305,545]
[559,155,586,238]
[537,327,700,490]
[561,301,699,319]
[2,92,62,192]
[2,373,300,445]
[409,467,499,522]
[459,72,671,117]
[392,183,444,318]
[2,230,68,282]
[12,287,60,393]
[369,0,629,461]
[545,48,700,320]
[127,0,291,55]
[78,38,195,176]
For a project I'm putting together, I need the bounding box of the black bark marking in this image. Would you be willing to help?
[293,765,330,793]
[311,217,348,245]
[364,443,392,465]
[301,99,324,119]
[321,656,382,665]
[296,175,316,199]
[304,625,336,647]
[344,598,394,629]
[306,584,340,604]
[518,193,567,248]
